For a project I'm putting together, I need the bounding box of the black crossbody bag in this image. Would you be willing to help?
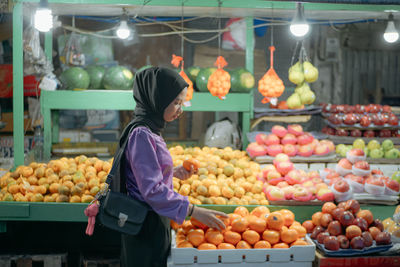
[96,122,149,235]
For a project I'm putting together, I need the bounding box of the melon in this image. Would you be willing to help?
[230,68,255,93]
[60,67,90,90]
[86,65,105,89]
[103,66,134,90]
[196,68,216,92]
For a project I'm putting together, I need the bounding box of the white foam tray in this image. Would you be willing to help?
[170,235,315,266]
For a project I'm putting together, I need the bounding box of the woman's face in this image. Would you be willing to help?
[163,87,187,122]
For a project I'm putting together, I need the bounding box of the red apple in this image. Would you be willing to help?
[317,232,330,244]
[339,211,355,227]
[371,219,384,232]
[344,199,360,214]
[324,236,340,251]
[311,226,325,240]
[338,158,353,170]
[350,175,364,184]
[350,129,362,137]
[362,231,373,247]
[366,177,384,187]
[327,221,342,236]
[363,130,375,138]
[373,114,385,126]
[334,180,350,193]
[348,148,365,157]
[336,129,348,136]
[360,116,371,127]
[354,104,365,114]
[350,236,365,249]
[328,114,342,125]
[375,232,391,245]
[382,105,391,113]
[344,114,357,125]
[388,114,399,126]
[332,208,345,221]
[297,133,314,145]
[337,105,345,113]
[385,179,400,192]
[354,161,370,170]
[322,126,336,135]
[320,213,334,228]
[379,129,392,138]
[352,217,368,232]
[337,235,350,249]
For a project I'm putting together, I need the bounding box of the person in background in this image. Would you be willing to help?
[120,67,227,267]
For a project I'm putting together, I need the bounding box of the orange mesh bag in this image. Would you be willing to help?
[258,46,285,104]
[171,54,194,103]
[207,56,231,100]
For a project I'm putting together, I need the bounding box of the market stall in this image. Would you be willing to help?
[1,0,400,266]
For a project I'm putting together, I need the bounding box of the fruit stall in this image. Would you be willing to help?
[1,0,400,266]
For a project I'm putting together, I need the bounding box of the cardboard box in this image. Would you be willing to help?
[0,112,32,133]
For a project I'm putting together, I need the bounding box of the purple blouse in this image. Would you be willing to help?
[123,126,189,224]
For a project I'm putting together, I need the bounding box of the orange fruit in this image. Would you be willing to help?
[177,240,193,248]
[322,202,337,215]
[289,225,307,238]
[267,212,284,231]
[273,243,289,249]
[290,221,301,227]
[236,240,252,249]
[280,229,298,244]
[312,211,323,226]
[228,213,242,225]
[246,215,259,223]
[279,209,295,227]
[205,229,224,246]
[254,240,271,249]
[250,206,270,217]
[234,206,250,217]
[223,231,242,245]
[291,239,308,247]
[218,243,236,249]
[249,217,267,233]
[187,229,205,247]
[279,225,288,234]
[170,220,181,230]
[198,243,217,250]
[176,233,187,244]
[191,217,208,230]
[262,230,280,245]
[242,230,260,245]
[231,217,249,233]
[182,220,195,234]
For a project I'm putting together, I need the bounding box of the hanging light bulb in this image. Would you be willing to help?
[116,12,131,39]
[384,13,399,43]
[290,3,310,38]
[34,0,53,32]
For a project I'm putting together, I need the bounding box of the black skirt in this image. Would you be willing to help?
[121,211,171,267]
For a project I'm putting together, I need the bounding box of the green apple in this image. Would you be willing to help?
[336,144,347,155]
[364,148,369,157]
[367,140,381,151]
[370,148,384,158]
[384,148,400,159]
[340,145,353,157]
[392,171,400,183]
[382,139,394,152]
[353,138,365,150]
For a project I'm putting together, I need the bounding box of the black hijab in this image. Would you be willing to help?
[131,66,188,135]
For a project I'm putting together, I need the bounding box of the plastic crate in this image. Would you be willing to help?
[169,236,315,267]
[0,64,40,98]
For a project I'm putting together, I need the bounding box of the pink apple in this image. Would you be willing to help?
[348,149,365,157]
[354,161,370,170]
[273,153,290,165]
[281,133,297,145]
[283,144,297,157]
[311,177,323,184]
[271,125,287,138]
[334,180,350,193]
[262,165,276,179]
[267,144,283,157]
[281,186,295,200]
[285,170,302,185]
[287,124,304,136]
[255,133,268,145]
[315,182,328,191]
[302,181,314,188]
[308,171,321,180]
[276,161,294,176]
[297,133,315,145]
[350,175,365,185]
[320,140,335,152]
[292,187,312,201]
[276,181,289,188]
[267,170,284,185]
[246,143,267,157]
[385,179,400,193]
[265,134,280,146]
[266,186,285,201]
[309,139,320,151]
[316,188,335,201]
[338,158,352,170]
[366,177,384,187]
[297,145,313,157]
[314,144,330,156]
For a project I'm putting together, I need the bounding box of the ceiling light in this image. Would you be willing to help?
[116,12,131,39]
[290,3,310,38]
[34,0,53,32]
[384,13,399,43]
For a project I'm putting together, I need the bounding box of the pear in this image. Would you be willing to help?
[287,93,302,109]
[300,88,316,105]
[288,62,304,85]
[303,61,319,83]
[295,83,311,95]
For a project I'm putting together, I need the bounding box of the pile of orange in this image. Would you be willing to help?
[0,155,112,203]
[174,206,309,249]
[170,146,269,206]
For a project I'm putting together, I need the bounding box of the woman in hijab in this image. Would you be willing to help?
[120,67,227,267]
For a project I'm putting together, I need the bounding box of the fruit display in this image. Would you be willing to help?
[321,148,400,200]
[286,61,318,109]
[173,206,311,249]
[169,146,269,205]
[307,200,392,253]
[0,156,112,203]
[322,103,400,130]
[247,124,335,159]
[382,205,400,243]
[259,154,335,203]
[322,126,399,138]
[336,138,400,160]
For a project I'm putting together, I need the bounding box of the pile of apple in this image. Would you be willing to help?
[322,126,399,138]
[303,200,391,251]
[259,153,335,202]
[247,124,335,158]
[320,149,400,201]
[336,139,400,159]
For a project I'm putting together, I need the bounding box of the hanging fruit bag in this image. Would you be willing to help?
[258,46,285,104]
[171,54,194,105]
[207,56,231,100]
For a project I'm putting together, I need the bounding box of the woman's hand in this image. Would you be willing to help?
[190,205,228,231]
[173,165,194,180]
